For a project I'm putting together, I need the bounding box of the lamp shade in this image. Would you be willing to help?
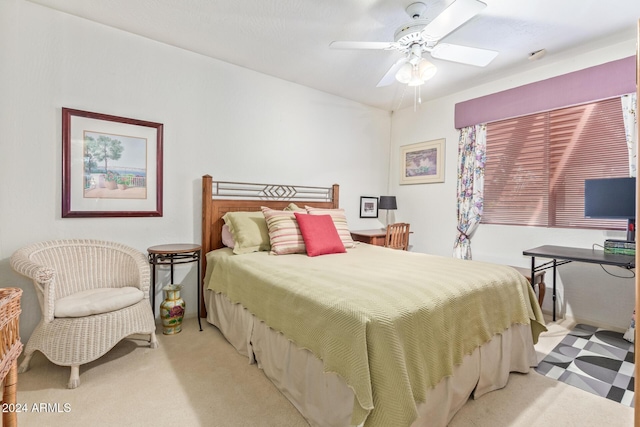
[379,196,397,210]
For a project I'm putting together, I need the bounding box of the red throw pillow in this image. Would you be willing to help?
[294,212,346,257]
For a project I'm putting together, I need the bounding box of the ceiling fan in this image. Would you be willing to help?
[330,0,498,88]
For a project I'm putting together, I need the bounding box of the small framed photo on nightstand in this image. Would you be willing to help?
[359,196,378,218]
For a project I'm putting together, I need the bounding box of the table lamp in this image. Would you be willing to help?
[379,196,397,226]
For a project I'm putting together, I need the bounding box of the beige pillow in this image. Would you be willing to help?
[222,211,271,254]
[305,206,355,248]
[284,203,305,212]
[261,207,306,255]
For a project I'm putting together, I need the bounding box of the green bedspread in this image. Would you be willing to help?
[205,244,545,427]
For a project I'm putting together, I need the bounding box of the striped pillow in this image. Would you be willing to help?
[305,206,355,248]
[261,207,306,255]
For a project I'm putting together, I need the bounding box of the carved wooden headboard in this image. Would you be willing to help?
[200,175,340,316]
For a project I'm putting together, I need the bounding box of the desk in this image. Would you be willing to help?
[148,243,202,331]
[523,245,635,321]
[350,229,387,246]
[350,229,413,247]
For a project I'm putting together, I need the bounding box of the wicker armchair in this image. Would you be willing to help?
[10,239,157,388]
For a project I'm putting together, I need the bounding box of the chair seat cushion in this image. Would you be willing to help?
[55,287,144,318]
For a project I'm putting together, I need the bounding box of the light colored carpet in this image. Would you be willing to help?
[14,316,634,426]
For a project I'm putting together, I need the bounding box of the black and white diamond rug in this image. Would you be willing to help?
[535,323,635,407]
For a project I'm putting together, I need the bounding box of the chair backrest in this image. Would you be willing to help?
[11,240,148,300]
[384,223,410,251]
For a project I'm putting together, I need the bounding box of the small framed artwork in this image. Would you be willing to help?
[400,139,445,185]
[359,196,379,218]
[62,108,163,217]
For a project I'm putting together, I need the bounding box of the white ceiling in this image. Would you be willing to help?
[27,0,640,111]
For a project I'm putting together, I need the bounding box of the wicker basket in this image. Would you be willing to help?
[0,288,22,384]
[0,288,22,426]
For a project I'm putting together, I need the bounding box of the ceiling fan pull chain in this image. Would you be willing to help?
[395,84,409,112]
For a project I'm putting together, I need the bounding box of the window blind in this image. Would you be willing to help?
[483,97,629,230]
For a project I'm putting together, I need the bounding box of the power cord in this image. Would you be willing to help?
[592,243,635,279]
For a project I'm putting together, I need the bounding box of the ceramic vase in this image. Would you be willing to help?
[160,284,185,335]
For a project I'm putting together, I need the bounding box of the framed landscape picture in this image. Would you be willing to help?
[62,108,163,217]
[400,139,445,185]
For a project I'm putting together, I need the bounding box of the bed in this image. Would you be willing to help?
[200,175,545,427]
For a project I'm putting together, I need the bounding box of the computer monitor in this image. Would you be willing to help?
[584,177,636,241]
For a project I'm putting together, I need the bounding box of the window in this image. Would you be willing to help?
[482,97,629,230]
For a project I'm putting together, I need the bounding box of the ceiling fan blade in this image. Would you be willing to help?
[329,41,394,50]
[376,58,408,87]
[430,43,498,67]
[421,0,487,42]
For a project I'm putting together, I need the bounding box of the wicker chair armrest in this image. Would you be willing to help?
[10,249,54,284]
[10,250,56,322]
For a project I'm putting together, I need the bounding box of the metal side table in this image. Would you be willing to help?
[148,243,202,331]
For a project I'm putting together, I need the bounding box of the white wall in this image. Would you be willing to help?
[0,0,391,340]
[390,38,637,331]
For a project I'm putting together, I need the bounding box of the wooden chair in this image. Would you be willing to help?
[384,223,410,251]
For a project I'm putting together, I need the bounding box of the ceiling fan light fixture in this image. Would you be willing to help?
[395,62,414,84]
[417,59,437,81]
[396,58,437,86]
[396,62,424,86]
[407,76,424,87]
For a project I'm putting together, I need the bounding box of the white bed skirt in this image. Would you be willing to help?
[206,289,537,427]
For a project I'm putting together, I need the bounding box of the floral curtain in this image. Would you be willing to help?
[453,124,486,260]
[621,93,637,177]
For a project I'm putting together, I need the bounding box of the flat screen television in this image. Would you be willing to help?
[584,177,636,241]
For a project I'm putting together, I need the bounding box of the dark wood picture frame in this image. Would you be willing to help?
[62,108,163,217]
[359,196,379,218]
